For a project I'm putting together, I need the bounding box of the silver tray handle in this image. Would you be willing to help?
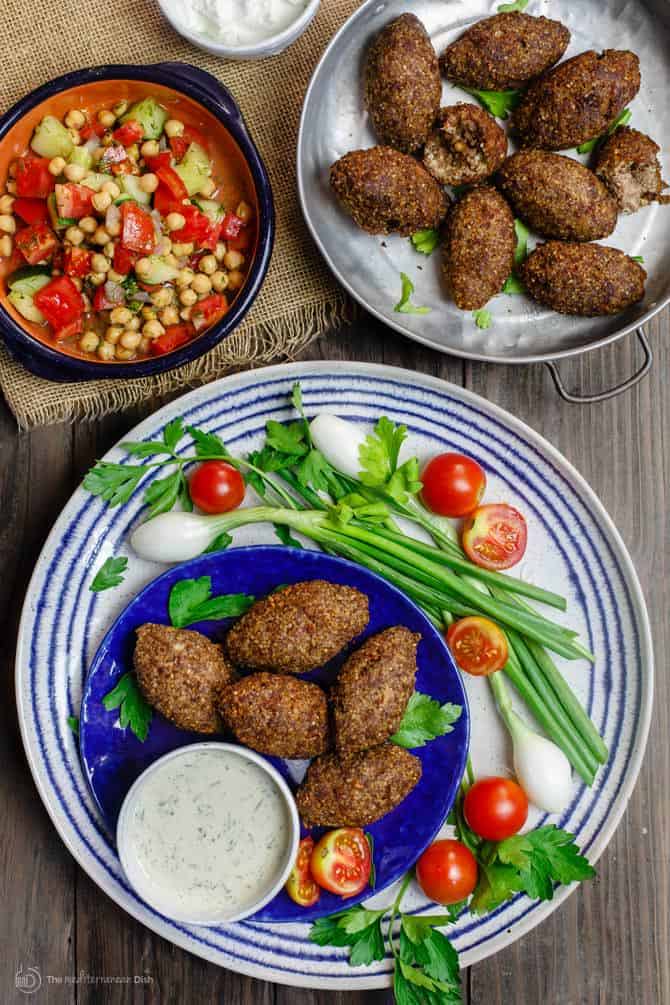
[545,327,653,403]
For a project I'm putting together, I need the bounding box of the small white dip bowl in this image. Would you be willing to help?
[117,742,300,925]
[157,0,321,60]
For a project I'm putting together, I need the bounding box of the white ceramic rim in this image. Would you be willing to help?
[116,741,301,926]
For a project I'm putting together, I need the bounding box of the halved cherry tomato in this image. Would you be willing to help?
[55,182,94,220]
[15,222,58,265]
[13,198,51,227]
[113,244,138,276]
[285,837,320,908]
[113,120,144,145]
[189,460,245,514]
[63,245,92,278]
[33,275,84,332]
[463,777,528,841]
[120,200,156,255]
[446,617,508,676]
[462,503,527,571]
[310,828,372,898]
[416,839,478,905]
[191,293,229,332]
[150,323,195,355]
[421,452,486,518]
[220,212,244,240]
[14,154,55,199]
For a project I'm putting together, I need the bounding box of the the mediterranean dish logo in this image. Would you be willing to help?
[15,965,42,994]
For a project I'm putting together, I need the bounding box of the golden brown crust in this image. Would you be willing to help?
[510,50,641,151]
[439,12,570,90]
[365,13,442,153]
[225,580,369,674]
[220,673,330,758]
[330,147,448,236]
[332,627,419,753]
[134,624,236,734]
[442,186,516,310]
[423,103,507,186]
[593,126,670,213]
[497,150,618,241]
[519,241,647,316]
[296,745,422,827]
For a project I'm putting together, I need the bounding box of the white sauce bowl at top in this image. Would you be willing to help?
[116,742,300,925]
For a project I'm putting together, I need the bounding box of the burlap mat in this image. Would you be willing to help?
[0,0,361,428]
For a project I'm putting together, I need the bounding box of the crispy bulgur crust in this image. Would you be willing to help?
[296,744,422,827]
[226,580,369,674]
[423,103,507,187]
[519,241,647,316]
[593,126,670,214]
[220,673,329,758]
[365,13,442,153]
[442,186,516,310]
[134,624,236,734]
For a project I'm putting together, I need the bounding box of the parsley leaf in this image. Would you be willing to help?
[168,576,255,628]
[503,219,530,294]
[395,272,431,315]
[473,309,492,330]
[310,907,386,966]
[120,440,173,458]
[577,108,631,154]
[102,672,152,742]
[90,556,128,593]
[274,523,303,548]
[265,419,309,456]
[162,417,185,453]
[67,715,79,736]
[386,457,423,505]
[470,857,525,914]
[498,0,528,11]
[291,381,314,447]
[144,469,182,517]
[399,918,462,1002]
[187,425,229,459]
[83,461,148,507]
[632,255,644,263]
[502,274,526,295]
[463,87,521,120]
[359,416,407,486]
[391,692,462,748]
[411,229,440,255]
[296,448,332,493]
[203,530,233,554]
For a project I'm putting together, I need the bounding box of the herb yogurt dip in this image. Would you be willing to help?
[164,0,309,47]
[118,745,296,923]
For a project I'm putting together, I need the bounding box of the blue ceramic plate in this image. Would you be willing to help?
[79,546,470,923]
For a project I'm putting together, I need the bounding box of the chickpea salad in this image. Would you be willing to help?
[0,97,255,360]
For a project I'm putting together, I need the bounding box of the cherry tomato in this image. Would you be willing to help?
[462,503,527,571]
[310,828,372,898]
[421,452,486,518]
[464,777,528,841]
[285,837,320,908]
[446,616,508,676]
[113,120,144,146]
[416,839,478,905]
[189,460,245,514]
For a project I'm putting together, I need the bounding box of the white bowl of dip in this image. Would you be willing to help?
[158,0,321,60]
[116,742,300,925]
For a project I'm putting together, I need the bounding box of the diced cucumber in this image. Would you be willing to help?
[139,255,180,285]
[119,174,151,206]
[80,173,110,192]
[175,142,211,196]
[69,145,92,171]
[121,98,168,140]
[114,194,134,206]
[47,193,76,230]
[8,291,47,324]
[30,115,74,160]
[8,271,51,323]
[8,266,52,293]
[193,197,223,221]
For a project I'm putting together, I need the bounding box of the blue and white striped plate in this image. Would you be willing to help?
[15,362,653,989]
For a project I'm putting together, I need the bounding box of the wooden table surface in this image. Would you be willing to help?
[1,311,668,1005]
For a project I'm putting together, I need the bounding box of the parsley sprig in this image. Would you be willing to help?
[411,229,440,256]
[463,88,521,120]
[358,417,423,506]
[391,692,462,749]
[503,219,530,295]
[90,555,128,593]
[576,108,631,155]
[168,575,254,628]
[102,672,152,742]
[395,273,431,315]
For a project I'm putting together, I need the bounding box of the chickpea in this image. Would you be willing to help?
[140,140,160,159]
[211,270,228,293]
[89,273,106,286]
[151,287,173,308]
[214,241,227,261]
[172,242,194,258]
[91,148,104,164]
[105,325,123,345]
[179,287,197,307]
[0,214,16,235]
[48,156,66,176]
[0,194,15,214]
[110,305,133,326]
[223,249,244,271]
[115,345,136,361]
[143,319,165,339]
[138,336,151,354]
[0,235,13,257]
[68,128,81,146]
[191,273,212,295]
[92,191,112,213]
[141,306,157,321]
[155,236,172,256]
[135,258,152,279]
[101,180,121,199]
[103,241,116,258]
[126,316,141,331]
[159,306,180,327]
[90,253,110,274]
[163,253,178,267]
[176,267,195,288]
[79,331,100,353]
[93,227,110,245]
[79,216,97,234]
[164,119,184,138]
[197,177,216,198]
[236,200,253,223]
[5,181,17,195]
[65,226,85,246]
[97,340,116,360]
[197,255,216,276]
[65,109,87,130]
[179,306,192,321]
[98,109,116,128]
[166,212,186,232]
[63,162,86,183]
[139,173,159,194]
[107,269,125,284]
[105,218,121,238]
[227,270,244,291]
[120,330,142,350]
[112,100,129,118]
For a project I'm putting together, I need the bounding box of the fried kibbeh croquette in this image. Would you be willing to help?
[439,12,570,91]
[330,147,448,236]
[497,150,618,241]
[220,673,329,759]
[442,186,515,310]
[593,125,670,213]
[226,580,369,674]
[296,745,422,827]
[134,624,236,734]
[364,13,442,153]
[332,626,419,753]
[423,104,507,186]
[511,50,641,151]
[519,242,646,316]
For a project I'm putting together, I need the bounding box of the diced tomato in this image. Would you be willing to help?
[79,121,106,142]
[113,120,144,145]
[15,154,55,199]
[63,246,92,278]
[152,181,182,217]
[113,244,138,276]
[55,183,94,220]
[227,228,253,252]
[15,222,58,265]
[53,316,84,341]
[156,163,188,201]
[33,276,85,332]
[191,294,229,332]
[171,204,211,245]
[120,200,156,255]
[150,323,195,355]
[92,282,124,311]
[13,198,51,227]
[112,161,136,176]
[99,145,127,168]
[220,212,244,241]
[169,125,208,162]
